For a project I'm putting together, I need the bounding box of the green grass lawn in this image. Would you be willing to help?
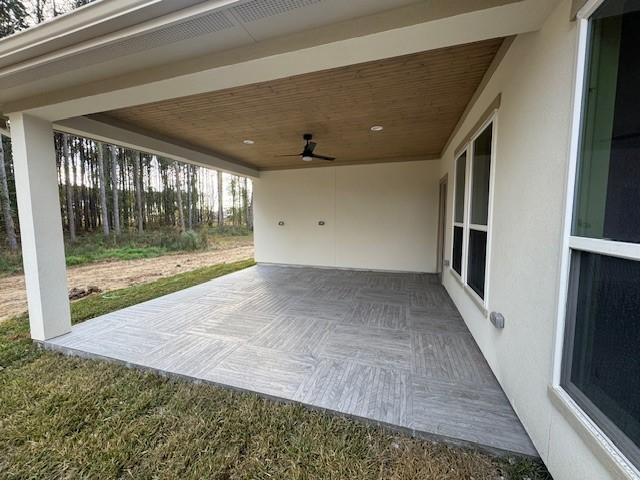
[0,259,551,479]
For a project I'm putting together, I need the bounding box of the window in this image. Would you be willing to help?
[451,120,495,303]
[468,127,492,298]
[453,152,466,276]
[562,0,640,468]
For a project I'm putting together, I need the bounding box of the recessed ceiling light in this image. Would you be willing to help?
[243,139,255,145]
[370,125,384,132]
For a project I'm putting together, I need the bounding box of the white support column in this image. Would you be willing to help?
[9,112,71,340]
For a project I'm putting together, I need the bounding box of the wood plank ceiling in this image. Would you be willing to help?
[100,38,504,170]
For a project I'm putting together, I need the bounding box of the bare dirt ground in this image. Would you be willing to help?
[0,243,254,322]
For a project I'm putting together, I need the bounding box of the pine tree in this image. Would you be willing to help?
[62,134,77,243]
[0,135,18,251]
[217,170,224,227]
[110,145,121,235]
[186,164,193,230]
[0,0,28,38]
[30,0,48,23]
[174,162,185,233]
[96,142,110,237]
[230,176,238,227]
[243,177,250,230]
[134,152,143,233]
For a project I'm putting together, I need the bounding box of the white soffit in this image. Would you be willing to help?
[229,0,418,41]
[0,0,207,68]
[0,0,418,91]
[0,12,247,90]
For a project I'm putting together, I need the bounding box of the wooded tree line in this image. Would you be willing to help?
[0,1,253,253]
[0,0,93,39]
[0,133,254,252]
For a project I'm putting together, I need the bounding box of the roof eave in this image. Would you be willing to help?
[0,0,221,68]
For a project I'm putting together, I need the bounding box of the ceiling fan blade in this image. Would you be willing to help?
[307,141,317,153]
[276,154,303,157]
[311,153,335,161]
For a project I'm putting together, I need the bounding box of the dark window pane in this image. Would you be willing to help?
[454,153,466,223]
[574,4,640,243]
[566,251,640,465]
[467,229,487,299]
[471,124,492,226]
[452,226,463,275]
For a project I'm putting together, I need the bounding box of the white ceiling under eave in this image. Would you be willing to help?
[0,0,421,104]
[0,0,560,117]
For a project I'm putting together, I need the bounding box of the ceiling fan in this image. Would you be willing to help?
[277,133,335,162]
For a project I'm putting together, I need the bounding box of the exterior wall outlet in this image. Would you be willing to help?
[489,311,505,329]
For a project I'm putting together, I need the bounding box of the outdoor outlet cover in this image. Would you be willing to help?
[489,312,505,329]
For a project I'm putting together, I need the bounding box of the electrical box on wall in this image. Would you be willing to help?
[489,311,505,329]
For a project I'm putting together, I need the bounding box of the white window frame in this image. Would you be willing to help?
[450,113,498,310]
[551,1,640,477]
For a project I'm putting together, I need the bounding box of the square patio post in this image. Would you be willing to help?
[9,112,71,340]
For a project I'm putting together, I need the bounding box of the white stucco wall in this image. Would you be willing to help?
[254,160,440,273]
[440,1,628,479]
[251,2,636,477]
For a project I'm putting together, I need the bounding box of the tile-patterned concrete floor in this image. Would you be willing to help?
[45,264,537,456]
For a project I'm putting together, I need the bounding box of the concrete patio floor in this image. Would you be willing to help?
[43,264,537,457]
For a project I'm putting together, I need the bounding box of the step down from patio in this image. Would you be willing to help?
[43,264,538,457]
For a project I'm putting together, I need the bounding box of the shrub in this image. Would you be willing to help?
[174,230,200,251]
[0,252,23,276]
[210,225,252,236]
[198,228,209,249]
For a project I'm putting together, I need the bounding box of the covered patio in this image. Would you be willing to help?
[44,264,535,456]
[0,0,569,472]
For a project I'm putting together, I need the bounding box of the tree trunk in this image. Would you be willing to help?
[90,143,99,230]
[248,186,254,230]
[63,134,77,242]
[217,170,224,226]
[79,139,90,231]
[230,176,238,227]
[110,145,121,235]
[140,155,147,228]
[134,152,144,233]
[242,177,249,229]
[122,148,130,228]
[35,0,45,22]
[96,143,110,237]
[0,137,18,251]
[186,164,193,230]
[72,138,82,233]
[174,162,186,232]
[244,177,253,230]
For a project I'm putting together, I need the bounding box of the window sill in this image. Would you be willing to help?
[448,268,488,317]
[548,385,640,480]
